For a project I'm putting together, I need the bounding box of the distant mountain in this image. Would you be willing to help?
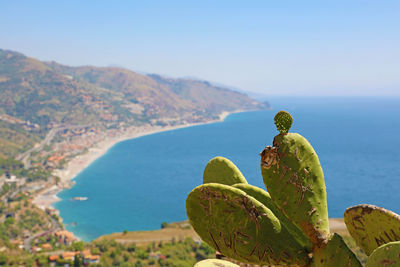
[206,80,271,102]
[0,49,268,158]
[46,64,267,121]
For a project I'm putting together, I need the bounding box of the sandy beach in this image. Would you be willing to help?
[32,110,238,211]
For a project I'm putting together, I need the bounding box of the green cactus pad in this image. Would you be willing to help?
[274,111,293,134]
[186,183,310,266]
[365,241,400,267]
[194,259,240,267]
[344,204,400,256]
[260,133,329,246]
[232,183,313,250]
[311,233,362,267]
[203,157,247,185]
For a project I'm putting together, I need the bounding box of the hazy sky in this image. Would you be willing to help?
[1,1,399,96]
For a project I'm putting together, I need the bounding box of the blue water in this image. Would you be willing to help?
[55,97,400,241]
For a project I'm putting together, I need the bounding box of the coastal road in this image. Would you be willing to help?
[16,124,90,168]
[24,216,61,252]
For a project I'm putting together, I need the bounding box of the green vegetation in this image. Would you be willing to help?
[0,201,52,242]
[0,121,42,158]
[0,183,11,197]
[72,241,85,251]
[0,216,371,266]
[0,157,51,182]
[0,158,24,176]
[186,111,361,266]
[0,236,216,267]
[90,237,215,267]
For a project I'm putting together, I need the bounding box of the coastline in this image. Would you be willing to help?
[32,110,239,213]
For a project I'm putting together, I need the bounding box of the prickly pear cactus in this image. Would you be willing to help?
[310,233,362,267]
[186,183,310,266]
[194,259,240,267]
[344,204,400,255]
[186,111,361,266]
[365,241,400,267]
[260,111,329,245]
[203,157,247,185]
[232,183,313,250]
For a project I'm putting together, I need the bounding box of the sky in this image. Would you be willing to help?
[1,0,399,96]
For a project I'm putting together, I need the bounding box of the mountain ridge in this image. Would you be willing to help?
[0,48,269,158]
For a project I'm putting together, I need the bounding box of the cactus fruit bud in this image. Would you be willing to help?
[344,204,400,255]
[203,157,247,185]
[194,259,240,267]
[274,110,293,134]
[365,241,400,267]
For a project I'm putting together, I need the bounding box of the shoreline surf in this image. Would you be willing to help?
[32,110,242,218]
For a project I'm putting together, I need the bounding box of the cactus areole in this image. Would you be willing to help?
[186,111,361,266]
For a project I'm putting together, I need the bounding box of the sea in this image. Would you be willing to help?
[55,97,400,241]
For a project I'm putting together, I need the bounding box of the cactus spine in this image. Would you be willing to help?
[186,111,361,266]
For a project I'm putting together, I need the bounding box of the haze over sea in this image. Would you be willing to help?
[55,97,400,241]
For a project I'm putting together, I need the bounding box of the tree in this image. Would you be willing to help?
[72,241,85,251]
[74,255,83,267]
[1,183,10,194]
[127,243,136,252]
[0,253,8,265]
[5,217,15,227]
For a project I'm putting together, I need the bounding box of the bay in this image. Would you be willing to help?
[55,97,400,241]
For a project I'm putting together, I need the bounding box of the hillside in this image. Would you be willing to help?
[0,49,268,158]
[46,62,265,121]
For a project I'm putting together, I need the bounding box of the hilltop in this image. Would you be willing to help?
[0,49,268,159]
